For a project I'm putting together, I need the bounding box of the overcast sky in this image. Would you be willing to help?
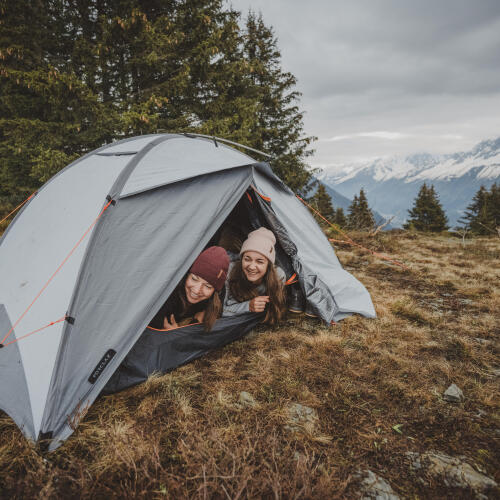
[228,0,500,169]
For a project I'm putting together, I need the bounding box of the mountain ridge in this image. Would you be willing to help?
[318,137,500,227]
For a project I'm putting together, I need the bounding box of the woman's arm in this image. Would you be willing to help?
[222,293,252,316]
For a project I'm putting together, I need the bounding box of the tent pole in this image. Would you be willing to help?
[181,133,274,160]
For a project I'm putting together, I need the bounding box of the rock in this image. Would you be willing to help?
[285,403,318,432]
[443,383,464,403]
[459,298,473,305]
[471,409,487,419]
[238,391,257,408]
[416,477,428,487]
[354,469,400,500]
[405,451,422,470]
[406,451,498,496]
[474,338,491,345]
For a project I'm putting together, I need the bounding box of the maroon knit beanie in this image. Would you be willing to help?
[189,246,229,291]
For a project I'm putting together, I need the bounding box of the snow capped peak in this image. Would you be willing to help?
[470,137,500,159]
[317,136,500,228]
[319,137,500,184]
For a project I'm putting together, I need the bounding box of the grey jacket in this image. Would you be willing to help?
[222,261,286,316]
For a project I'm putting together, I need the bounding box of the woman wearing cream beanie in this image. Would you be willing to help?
[223,228,286,326]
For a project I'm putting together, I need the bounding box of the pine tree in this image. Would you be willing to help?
[357,189,376,230]
[348,189,375,230]
[459,183,499,235]
[347,194,359,229]
[334,207,347,227]
[490,183,500,231]
[310,184,335,225]
[459,186,490,234]
[0,0,116,207]
[1,0,316,215]
[239,11,315,194]
[404,183,448,231]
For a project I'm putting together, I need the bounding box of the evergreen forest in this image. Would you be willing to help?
[0,0,315,213]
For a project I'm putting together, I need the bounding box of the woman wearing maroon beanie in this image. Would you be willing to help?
[149,246,229,332]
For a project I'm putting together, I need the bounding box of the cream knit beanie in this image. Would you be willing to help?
[240,227,276,264]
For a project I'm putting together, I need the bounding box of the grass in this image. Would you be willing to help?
[1,231,499,498]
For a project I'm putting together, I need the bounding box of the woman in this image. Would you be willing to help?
[149,246,229,332]
[223,227,286,326]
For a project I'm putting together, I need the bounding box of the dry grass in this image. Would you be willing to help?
[1,232,499,498]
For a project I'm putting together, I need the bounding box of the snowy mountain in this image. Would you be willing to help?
[318,137,500,227]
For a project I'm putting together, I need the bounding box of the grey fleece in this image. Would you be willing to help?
[222,261,286,316]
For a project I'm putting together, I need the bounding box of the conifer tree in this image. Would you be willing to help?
[348,189,375,230]
[490,183,500,230]
[459,183,499,235]
[347,194,359,229]
[0,0,316,214]
[310,184,335,225]
[240,11,315,194]
[0,0,116,206]
[334,207,347,227]
[404,183,448,231]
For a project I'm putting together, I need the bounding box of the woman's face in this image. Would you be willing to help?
[185,273,215,304]
[242,251,269,284]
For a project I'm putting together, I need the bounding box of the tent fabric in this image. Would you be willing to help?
[252,171,376,320]
[0,133,376,451]
[0,154,131,436]
[103,313,264,394]
[0,305,36,439]
[42,168,253,449]
[120,136,255,197]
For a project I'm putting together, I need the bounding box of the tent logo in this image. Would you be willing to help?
[88,349,116,384]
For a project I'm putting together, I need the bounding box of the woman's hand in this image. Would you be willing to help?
[249,296,269,313]
[194,310,205,323]
[163,314,179,330]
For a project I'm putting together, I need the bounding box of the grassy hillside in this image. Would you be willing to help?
[1,232,498,498]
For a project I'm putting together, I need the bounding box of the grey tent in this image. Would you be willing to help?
[0,133,375,451]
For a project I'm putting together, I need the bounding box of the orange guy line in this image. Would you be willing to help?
[1,316,67,348]
[0,192,36,225]
[1,199,113,345]
[296,195,409,271]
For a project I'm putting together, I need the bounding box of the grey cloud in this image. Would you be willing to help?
[232,0,500,96]
[228,0,500,163]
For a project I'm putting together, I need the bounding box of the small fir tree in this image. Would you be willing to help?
[347,194,359,229]
[459,183,499,235]
[490,183,500,230]
[404,183,448,232]
[334,207,347,227]
[348,189,375,230]
[459,186,490,235]
[310,184,335,225]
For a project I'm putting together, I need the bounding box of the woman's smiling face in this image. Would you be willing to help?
[242,251,269,284]
[184,273,214,304]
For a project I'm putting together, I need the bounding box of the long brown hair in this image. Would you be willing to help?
[201,292,222,332]
[176,276,223,332]
[228,259,286,326]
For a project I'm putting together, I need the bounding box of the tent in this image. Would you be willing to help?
[0,133,375,451]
